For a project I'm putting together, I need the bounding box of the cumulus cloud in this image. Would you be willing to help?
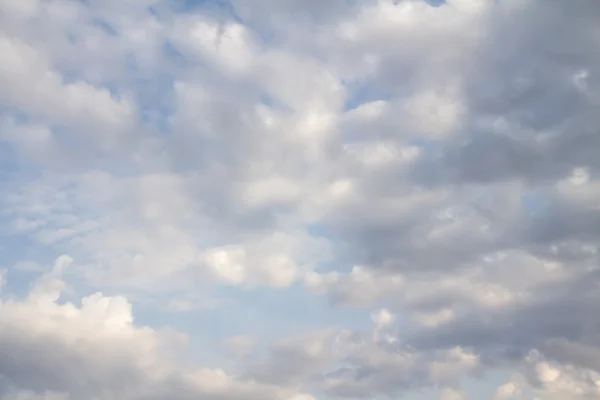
[0,256,311,400]
[1,0,600,399]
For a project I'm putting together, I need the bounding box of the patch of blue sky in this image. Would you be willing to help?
[0,142,19,173]
[3,265,46,299]
[424,0,446,7]
[177,0,242,22]
[90,17,118,37]
[305,222,361,271]
[521,189,552,217]
[408,136,444,154]
[0,107,37,131]
[343,79,393,112]
[0,227,62,299]
[259,92,293,113]
[132,296,238,365]
[162,40,190,68]
[131,282,372,365]
[215,283,367,336]
[134,77,177,133]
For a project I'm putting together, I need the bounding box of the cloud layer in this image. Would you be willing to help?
[1,0,600,399]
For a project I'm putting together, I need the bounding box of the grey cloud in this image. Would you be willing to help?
[406,268,600,370]
[243,330,336,386]
[0,279,300,400]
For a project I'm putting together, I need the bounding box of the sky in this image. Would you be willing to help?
[0,0,599,399]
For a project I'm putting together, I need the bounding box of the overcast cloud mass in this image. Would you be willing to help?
[1,0,600,399]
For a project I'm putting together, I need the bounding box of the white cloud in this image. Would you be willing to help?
[172,17,259,75]
[0,33,136,148]
[494,381,520,400]
[0,257,311,400]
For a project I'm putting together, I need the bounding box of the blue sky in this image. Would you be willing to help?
[1,0,600,399]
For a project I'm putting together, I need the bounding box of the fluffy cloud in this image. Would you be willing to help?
[0,256,311,400]
[1,0,600,399]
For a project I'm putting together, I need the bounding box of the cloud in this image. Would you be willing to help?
[0,32,136,149]
[440,388,465,400]
[0,256,311,400]
[1,0,600,399]
[492,351,600,400]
